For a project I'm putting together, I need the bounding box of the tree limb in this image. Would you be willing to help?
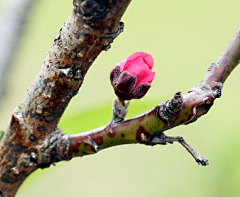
[0,0,131,196]
[56,26,240,166]
[0,0,239,196]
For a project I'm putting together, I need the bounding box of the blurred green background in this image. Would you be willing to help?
[1,0,240,196]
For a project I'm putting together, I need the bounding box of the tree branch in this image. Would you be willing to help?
[0,0,131,196]
[0,0,239,196]
[53,26,240,165]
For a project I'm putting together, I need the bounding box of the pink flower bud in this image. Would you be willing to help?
[110,52,155,100]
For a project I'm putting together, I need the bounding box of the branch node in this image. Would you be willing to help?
[158,92,183,127]
[151,132,181,145]
[185,80,223,124]
[74,0,111,22]
[38,129,71,168]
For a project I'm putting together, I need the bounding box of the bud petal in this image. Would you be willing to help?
[110,52,155,100]
[131,83,151,99]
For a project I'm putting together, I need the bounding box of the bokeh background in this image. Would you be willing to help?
[1,0,240,196]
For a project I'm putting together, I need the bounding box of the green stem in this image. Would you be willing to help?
[69,105,163,157]
[67,25,240,159]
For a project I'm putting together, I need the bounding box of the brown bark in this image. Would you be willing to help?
[0,0,240,196]
[0,0,131,196]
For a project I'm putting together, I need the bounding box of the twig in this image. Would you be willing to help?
[0,0,239,196]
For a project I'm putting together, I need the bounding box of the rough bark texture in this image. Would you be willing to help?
[0,0,239,196]
[0,0,131,196]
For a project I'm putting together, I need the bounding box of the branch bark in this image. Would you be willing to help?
[65,25,240,163]
[0,0,131,196]
[0,0,239,196]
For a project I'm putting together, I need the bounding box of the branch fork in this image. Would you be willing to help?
[0,0,240,195]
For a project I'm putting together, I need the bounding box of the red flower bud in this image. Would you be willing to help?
[110,52,155,100]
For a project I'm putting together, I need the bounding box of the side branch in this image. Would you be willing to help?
[50,26,240,166]
[0,0,239,194]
